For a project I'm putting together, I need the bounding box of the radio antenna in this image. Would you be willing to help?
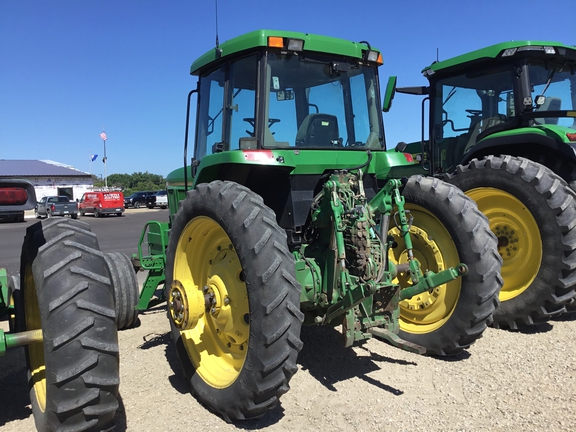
[215,0,220,49]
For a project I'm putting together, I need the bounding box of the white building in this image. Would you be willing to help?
[0,159,94,201]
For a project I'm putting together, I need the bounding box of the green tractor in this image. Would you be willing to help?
[384,41,576,328]
[133,30,502,421]
[0,179,126,431]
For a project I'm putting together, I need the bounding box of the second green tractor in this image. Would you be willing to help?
[384,40,576,327]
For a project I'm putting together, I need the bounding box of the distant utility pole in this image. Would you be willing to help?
[100,126,108,188]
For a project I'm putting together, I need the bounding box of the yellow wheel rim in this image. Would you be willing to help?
[23,266,46,412]
[389,204,461,334]
[466,187,542,301]
[170,216,249,389]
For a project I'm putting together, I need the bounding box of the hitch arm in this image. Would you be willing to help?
[399,264,468,301]
[0,328,43,356]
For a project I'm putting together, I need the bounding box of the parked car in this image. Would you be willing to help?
[124,191,156,209]
[35,196,78,219]
[146,190,168,209]
[79,191,125,218]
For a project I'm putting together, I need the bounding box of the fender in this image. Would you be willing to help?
[462,132,576,164]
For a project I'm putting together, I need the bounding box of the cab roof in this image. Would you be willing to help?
[190,29,381,75]
[422,40,576,77]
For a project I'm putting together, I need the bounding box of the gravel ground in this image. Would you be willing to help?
[2,292,575,432]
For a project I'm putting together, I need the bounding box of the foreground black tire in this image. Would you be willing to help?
[388,175,502,356]
[446,156,576,329]
[166,180,303,421]
[104,251,140,330]
[17,218,120,431]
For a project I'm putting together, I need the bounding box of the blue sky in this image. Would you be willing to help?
[1,1,574,178]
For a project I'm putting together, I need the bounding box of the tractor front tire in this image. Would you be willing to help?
[389,175,502,356]
[104,251,140,330]
[446,156,576,328]
[17,218,120,431]
[166,180,303,421]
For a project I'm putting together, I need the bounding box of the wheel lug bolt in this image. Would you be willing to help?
[224,297,230,305]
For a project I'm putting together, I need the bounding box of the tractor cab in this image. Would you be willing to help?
[385,41,576,175]
[187,30,386,167]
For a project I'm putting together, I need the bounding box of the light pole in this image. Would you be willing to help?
[100,128,108,188]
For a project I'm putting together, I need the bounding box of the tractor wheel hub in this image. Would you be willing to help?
[169,279,207,330]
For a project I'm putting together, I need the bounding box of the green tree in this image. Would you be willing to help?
[100,171,166,196]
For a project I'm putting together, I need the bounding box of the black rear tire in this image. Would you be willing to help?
[446,156,576,328]
[166,180,303,421]
[390,175,502,356]
[104,252,140,330]
[17,218,120,431]
[134,201,141,209]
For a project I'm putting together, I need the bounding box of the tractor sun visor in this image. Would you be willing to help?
[267,36,304,52]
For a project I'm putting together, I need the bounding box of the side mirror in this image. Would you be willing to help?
[382,76,397,113]
[277,90,295,101]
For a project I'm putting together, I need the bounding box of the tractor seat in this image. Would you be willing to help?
[295,114,340,147]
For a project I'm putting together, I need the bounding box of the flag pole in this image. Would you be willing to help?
[100,126,108,188]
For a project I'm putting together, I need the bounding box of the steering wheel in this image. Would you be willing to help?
[465,109,483,117]
[243,118,281,137]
